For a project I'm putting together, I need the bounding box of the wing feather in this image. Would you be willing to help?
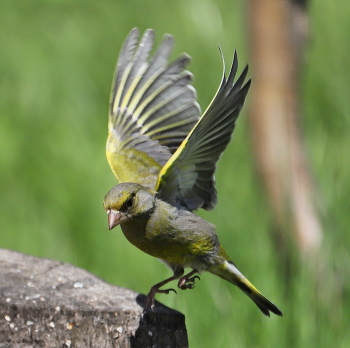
[106,29,201,188]
[156,50,251,210]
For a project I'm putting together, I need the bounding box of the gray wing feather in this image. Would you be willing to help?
[157,50,251,210]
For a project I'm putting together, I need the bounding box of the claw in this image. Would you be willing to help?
[158,288,177,295]
[178,271,200,290]
[144,275,179,310]
[179,282,195,290]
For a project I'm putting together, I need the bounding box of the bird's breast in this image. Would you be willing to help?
[120,214,217,268]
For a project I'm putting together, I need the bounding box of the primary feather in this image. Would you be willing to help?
[156,50,251,210]
[107,28,200,188]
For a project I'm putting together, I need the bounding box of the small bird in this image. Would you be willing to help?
[103,28,282,317]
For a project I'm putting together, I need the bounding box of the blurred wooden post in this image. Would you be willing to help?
[0,249,188,348]
[247,0,322,255]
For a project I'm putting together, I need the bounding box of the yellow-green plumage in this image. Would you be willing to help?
[106,148,161,188]
[103,28,282,317]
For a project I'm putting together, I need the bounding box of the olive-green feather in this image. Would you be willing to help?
[107,28,200,187]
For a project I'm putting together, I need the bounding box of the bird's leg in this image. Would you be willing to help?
[178,270,200,290]
[145,275,178,309]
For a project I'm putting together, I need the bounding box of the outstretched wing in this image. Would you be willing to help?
[156,50,251,210]
[107,28,201,189]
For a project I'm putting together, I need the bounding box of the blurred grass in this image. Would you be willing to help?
[0,0,349,347]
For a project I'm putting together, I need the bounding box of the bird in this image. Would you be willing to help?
[103,28,282,317]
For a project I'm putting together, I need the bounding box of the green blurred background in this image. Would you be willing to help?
[1,1,349,347]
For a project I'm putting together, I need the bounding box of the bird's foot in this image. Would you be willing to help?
[178,274,200,290]
[157,287,177,295]
[144,276,178,310]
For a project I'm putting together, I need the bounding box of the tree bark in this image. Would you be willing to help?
[0,249,188,348]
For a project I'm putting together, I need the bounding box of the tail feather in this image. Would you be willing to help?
[237,278,282,317]
[210,260,283,317]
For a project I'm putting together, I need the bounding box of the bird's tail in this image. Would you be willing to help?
[209,260,282,317]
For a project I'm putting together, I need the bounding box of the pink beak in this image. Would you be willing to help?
[107,210,126,230]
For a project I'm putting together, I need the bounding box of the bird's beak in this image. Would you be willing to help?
[107,210,127,230]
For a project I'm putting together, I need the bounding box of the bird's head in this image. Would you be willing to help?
[103,182,155,230]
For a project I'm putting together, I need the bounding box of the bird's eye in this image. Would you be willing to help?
[125,197,133,208]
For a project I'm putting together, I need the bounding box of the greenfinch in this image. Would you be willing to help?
[103,28,282,317]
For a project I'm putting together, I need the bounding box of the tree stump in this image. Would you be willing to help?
[0,249,188,348]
